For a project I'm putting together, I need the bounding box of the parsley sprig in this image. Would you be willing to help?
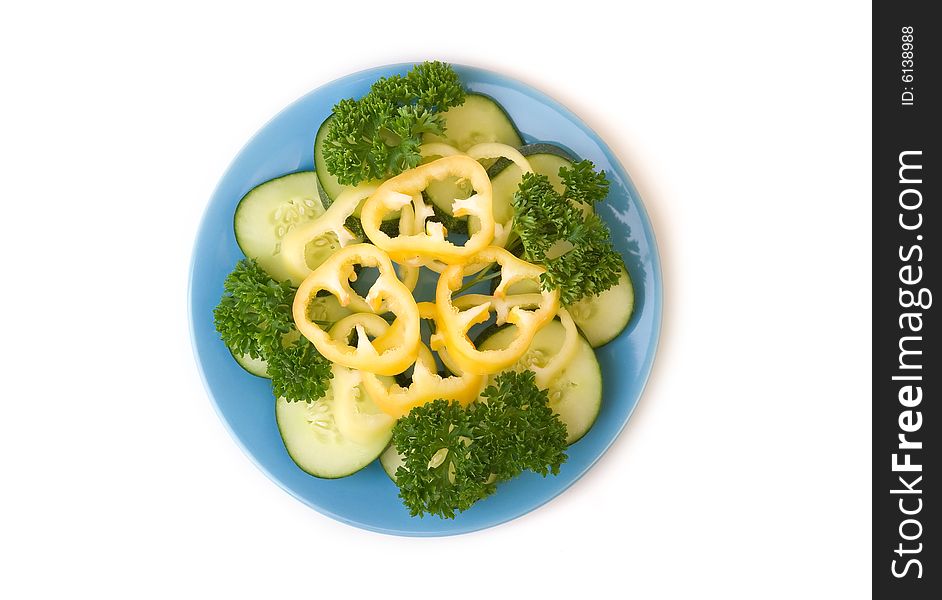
[391,371,568,519]
[213,259,332,403]
[512,160,623,305]
[324,61,466,186]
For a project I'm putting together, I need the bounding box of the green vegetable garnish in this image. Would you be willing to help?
[392,399,491,519]
[392,371,568,519]
[213,259,295,360]
[323,61,466,186]
[266,336,332,404]
[213,259,332,403]
[473,370,569,481]
[512,160,623,305]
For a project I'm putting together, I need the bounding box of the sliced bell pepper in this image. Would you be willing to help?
[525,307,579,389]
[359,155,494,265]
[419,142,463,159]
[444,292,575,388]
[465,142,533,249]
[465,142,532,175]
[360,302,486,419]
[435,246,560,374]
[292,244,419,376]
[393,203,419,291]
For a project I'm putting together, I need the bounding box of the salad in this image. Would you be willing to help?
[213,62,635,519]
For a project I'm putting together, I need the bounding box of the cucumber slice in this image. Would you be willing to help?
[313,116,347,203]
[276,371,394,479]
[427,198,469,235]
[424,175,474,221]
[231,350,269,378]
[486,143,578,181]
[375,216,402,238]
[302,295,356,327]
[568,264,634,347]
[499,265,634,347]
[477,320,601,444]
[423,94,524,225]
[380,444,405,482]
[501,278,542,296]
[488,144,577,225]
[423,93,523,152]
[314,170,335,208]
[233,172,326,282]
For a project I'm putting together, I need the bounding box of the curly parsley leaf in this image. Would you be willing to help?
[213,259,295,359]
[559,159,610,205]
[392,399,494,520]
[267,336,333,404]
[512,160,623,305]
[475,370,568,480]
[391,371,567,519]
[323,61,466,186]
[213,259,332,402]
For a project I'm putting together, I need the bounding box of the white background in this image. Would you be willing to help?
[0,1,871,597]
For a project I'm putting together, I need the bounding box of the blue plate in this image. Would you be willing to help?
[188,64,662,536]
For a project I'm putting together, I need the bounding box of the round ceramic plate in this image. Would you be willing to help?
[189,64,662,536]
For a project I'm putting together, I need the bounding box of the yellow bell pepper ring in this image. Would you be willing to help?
[359,155,495,265]
[328,312,393,350]
[293,244,420,376]
[361,344,485,419]
[435,247,560,374]
[418,142,463,159]
[393,203,420,292]
[465,142,533,175]
[528,307,579,390]
[464,143,533,249]
[360,302,486,419]
[416,301,471,377]
[328,311,410,358]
